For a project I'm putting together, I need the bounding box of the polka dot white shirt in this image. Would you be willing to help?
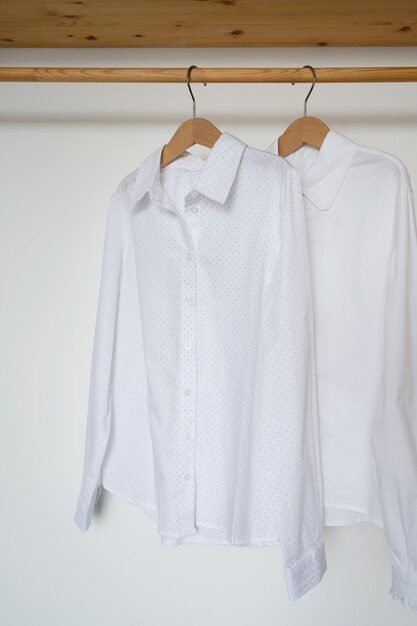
[74,131,326,601]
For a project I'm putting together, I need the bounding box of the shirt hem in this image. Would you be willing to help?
[102,484,295,548]
[99,484,327,601]
[324,501,384,528]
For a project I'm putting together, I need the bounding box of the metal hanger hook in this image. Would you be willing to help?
[302,65,316,116]
[186,65,207,118]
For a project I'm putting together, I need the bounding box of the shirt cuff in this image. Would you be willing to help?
[284,541,327,601]
[390,565,417,610]
[74,482,103,532]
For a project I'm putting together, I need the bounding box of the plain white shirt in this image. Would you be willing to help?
[267,129,417,609]
[74,131,326,601]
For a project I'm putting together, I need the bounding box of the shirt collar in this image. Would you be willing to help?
[266,129,357,211]
[133,131,247,211]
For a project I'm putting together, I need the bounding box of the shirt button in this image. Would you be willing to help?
[185,294,194,303]
[184,341,192,350]
[184,388,192,396]
[190,206,199,214]
[184,472,191,480]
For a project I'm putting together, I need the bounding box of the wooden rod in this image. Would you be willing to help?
[1,66,417,83]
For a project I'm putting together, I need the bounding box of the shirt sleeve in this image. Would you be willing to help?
[372,183,417,609]
[74,185,128,532]
[276,165,327,600]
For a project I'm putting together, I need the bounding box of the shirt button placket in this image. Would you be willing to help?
[179,206,199,536]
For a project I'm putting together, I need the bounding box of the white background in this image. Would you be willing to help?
[1,46,416,626]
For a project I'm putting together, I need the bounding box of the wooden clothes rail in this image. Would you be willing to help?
[1,66,417,83]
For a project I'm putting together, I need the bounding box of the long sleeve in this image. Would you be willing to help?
[275,166,326,599]
[74,186,128,532]
[372,183,417,609]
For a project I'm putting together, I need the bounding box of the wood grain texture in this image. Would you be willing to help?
[278,116,330,156]
[1,67,417,82]
[161,118,222,166]
[0,0,416,47]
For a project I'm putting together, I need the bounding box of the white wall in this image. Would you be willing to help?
[1,46,416,626]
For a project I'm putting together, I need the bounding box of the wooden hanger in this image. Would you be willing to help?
[160,65,222,167]
[278,65,330,157]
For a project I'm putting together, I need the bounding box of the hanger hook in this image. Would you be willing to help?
[302,65,316,117]
[186,65,207,118]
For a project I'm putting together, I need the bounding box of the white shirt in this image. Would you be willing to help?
[267,129,417,609]
[74,131,326,601]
